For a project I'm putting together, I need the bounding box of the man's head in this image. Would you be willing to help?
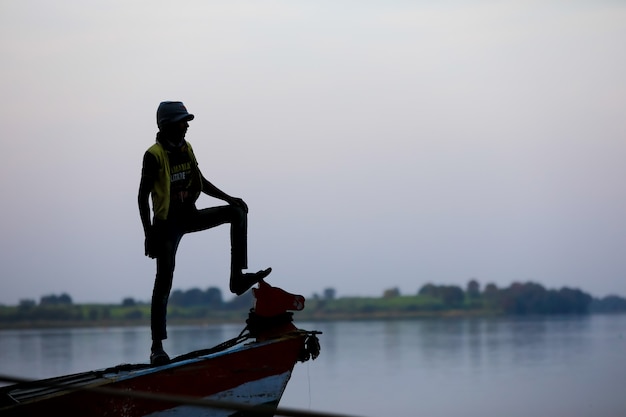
[156,101,194,130]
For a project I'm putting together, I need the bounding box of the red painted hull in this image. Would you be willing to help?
[0,331,315,417]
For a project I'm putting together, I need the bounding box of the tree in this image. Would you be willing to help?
[169,289,185,306]
[183,288,204,306]
[40,294,57,305]
[204,287,223,308]
[40,293,73,306]
[122,297,136,307]
[482,283,499,307]
[498,282,547,314]
[418,284,464,307]
[170,288,203,307]
[226,291,255,310]
[591,295,626,313]
[483,283,498,297]
[383,287,401,298]
[495,282,592,315]
[323,288,336,301]
[440,286,464,307]
[466,279,480,299]
[554,287,592,314]
[418,283,438,297]
[18,299,36,308]
[58,293,73,305]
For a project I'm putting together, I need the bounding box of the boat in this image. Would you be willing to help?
[0,281,321,417]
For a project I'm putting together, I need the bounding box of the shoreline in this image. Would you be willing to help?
[6,309,614,331]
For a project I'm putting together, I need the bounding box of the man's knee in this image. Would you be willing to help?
[229,205,247,225]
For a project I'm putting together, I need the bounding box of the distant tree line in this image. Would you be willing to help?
[1,281,625,327]
[308,280,626,318]
[417,280,625,315]
[0,288,253,326]
[17,293,74,308]
[170,287,223,308]
[590,295,626,313]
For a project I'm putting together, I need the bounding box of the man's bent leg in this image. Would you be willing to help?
[230,205,247,270]
[189,205,271,295]
[223,206,272,294]
[188,205,247,268]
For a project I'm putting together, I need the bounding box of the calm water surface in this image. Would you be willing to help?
[1,315,625,417]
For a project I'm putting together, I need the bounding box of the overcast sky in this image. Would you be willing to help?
[1,0,625,305]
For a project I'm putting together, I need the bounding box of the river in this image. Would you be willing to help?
[1,314,625,416]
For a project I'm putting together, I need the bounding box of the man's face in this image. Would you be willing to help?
[174,120,189,136]
[163,120,189,147]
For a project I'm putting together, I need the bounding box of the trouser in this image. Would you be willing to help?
[151,205,247,341]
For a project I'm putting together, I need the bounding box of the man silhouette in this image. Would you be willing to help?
[138,101,271,365]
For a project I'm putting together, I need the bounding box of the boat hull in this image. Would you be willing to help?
[1,332,309,417]
[145,372,291,417]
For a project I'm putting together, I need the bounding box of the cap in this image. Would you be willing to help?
[156,101,195,129]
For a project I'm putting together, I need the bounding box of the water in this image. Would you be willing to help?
[1,315,625,417]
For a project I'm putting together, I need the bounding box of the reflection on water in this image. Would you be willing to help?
[1,315,625,417]
[284,315,624,417]
[0,324,244,382]
[168,324,232,356]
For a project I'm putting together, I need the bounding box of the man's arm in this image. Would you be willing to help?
[138,152,157,235]
[201,176,248,213]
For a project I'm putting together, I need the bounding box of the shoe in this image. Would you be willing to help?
[150,348,170,366]
[230,268,272,295]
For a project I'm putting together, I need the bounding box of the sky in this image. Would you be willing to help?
[1,0,625,305]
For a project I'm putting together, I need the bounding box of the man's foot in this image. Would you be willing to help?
[150,348,170,366]
[230,267,272,295]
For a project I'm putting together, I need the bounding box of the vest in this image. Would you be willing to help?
[147,141,202,220]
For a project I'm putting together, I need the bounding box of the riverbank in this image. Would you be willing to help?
[1,308,605,331]
[3,281,624,330]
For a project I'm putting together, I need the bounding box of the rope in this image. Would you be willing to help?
[167,331,251,364]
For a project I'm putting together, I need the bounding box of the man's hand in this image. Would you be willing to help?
[228,197,248,213]
[144,225,162,258]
